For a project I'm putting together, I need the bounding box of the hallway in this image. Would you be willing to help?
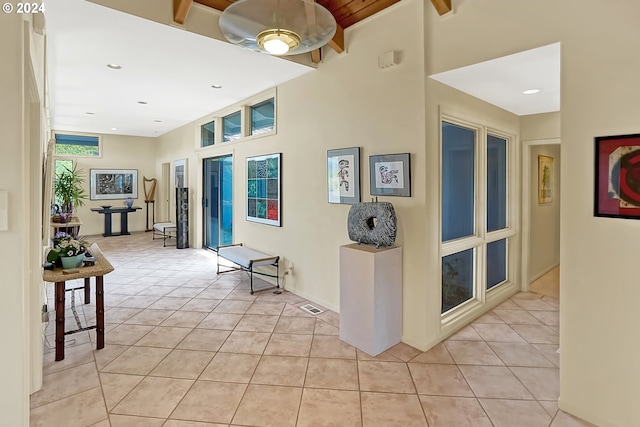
[30,235,591,427]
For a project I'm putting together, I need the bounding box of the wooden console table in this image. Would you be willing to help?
[42,243,114,361]
[90,206,141,237]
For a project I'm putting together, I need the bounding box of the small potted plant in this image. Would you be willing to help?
[53,164,87,223]
[47,232,88,269]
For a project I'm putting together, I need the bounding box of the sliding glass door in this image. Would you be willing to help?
[203,155,233,250]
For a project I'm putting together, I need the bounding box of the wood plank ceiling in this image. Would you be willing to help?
[173,0,451,62]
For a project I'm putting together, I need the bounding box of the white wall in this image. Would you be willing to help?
[62,134,157,236]
[427,1,640,425]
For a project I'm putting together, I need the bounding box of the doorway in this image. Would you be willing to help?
[521,139,561,292]
[203,155,233,250]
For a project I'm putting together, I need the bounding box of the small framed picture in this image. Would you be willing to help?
[174,159,188,188]
[369,153,411,197]
[538,155,554,204]
[327,147,360,205]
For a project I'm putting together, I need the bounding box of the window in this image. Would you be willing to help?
[440,118,516,315]
[222,111,241,142]
[250,98,275,136]
[201,120,215,147]
[54,133,99,156]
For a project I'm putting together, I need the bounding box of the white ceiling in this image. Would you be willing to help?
[429,42,560,116]
[45,1,560,139]
[45,0,313,137]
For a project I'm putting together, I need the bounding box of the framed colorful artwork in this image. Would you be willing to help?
[327,147,360,205]
[246,153,281,226]
[369,153,411,197]
[538,155,554,204]
[595,133,640,219]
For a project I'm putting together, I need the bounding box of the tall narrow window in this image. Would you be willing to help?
[441,119,516,316]
[222,111,241,142]
[54,133,99,156]
[442,122,476,242]
[201,120,215,147]
[250,98,275,136]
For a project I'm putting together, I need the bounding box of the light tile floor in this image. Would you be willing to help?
[31,236,594,427]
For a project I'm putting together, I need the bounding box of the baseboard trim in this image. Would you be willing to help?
[528,262,559,284]
[557,398,616,427]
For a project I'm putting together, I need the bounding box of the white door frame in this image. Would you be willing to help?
[520,137,561,292]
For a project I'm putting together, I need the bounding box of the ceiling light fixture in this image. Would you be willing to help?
[137,101,148,105]
[211,84,222,89]
[85,112,95,115]
[523,89,540,95]
[106,63,122,69]
[218,0,336,56]
[110,127,117,131]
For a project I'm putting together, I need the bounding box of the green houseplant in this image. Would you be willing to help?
[53,164,87,222]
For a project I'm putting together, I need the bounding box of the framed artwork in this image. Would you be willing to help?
[369,153,411,197]
[327,147,360,204]
[90,169,138,200]
[174,158,188,188]
[595,133,640,219]
[247,153,281,226]
[538,155,554,204]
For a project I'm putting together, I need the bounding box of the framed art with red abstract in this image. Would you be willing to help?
[595,133,640,219]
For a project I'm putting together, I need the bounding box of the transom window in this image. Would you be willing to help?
[54,133,100,156]
[250,98,275,136]
[222,111,242,142]
[201,120,215,147]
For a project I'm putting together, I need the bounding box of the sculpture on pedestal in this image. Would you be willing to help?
[347,199,397,248]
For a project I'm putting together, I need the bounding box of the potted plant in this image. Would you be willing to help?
[53,164,87,222]
[47,232,88,268]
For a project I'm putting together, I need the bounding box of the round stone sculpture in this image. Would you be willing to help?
[347,201,397,248]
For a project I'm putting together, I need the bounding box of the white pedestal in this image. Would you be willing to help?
[339,243,402,356]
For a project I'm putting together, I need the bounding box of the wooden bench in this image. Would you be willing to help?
[217,243,280,294]
[152,222,176,247]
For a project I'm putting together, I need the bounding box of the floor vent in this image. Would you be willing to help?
[300,304,324,315]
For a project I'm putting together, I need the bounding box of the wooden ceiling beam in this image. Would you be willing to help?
[193,0,234,11]
[311,49,322,64]
[328,24,344,53]
[173,0,193,24]
[430,0,452,16]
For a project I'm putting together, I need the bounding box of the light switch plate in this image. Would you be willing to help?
[0,190,7,231]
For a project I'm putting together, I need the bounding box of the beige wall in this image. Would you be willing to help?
[521,112,560,142]
[5,0,638,425]
[156,0,430,342]
[427,1,640,425]
[62,134,157,236]
[0,13,47,427]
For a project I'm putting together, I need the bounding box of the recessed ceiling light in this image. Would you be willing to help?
[154,120,162,123]
[137,101,148,105]
[110,127,117,131]
[85,112,95,115]
[523,89,540,95]
[211,84,222,89]
[106,63,122,69]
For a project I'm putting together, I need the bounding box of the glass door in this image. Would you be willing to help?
[203,155,233,250]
